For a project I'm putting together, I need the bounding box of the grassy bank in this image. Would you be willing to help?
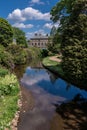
[42,57,64,77]
[42,56,87,90]
[0,67,19,130]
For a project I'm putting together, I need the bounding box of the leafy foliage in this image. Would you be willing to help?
[13,27,27,47]
[51,0,87,86]
[0,45,14,69]
[0,67,9,77]
[0,68,19,130]
[40,49,49,58]
[7,44,28,64]
[50,26,57,36]
[0,18,13,47]
[0,74,19,96]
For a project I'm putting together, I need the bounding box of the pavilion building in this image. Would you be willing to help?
[28,33,49,49]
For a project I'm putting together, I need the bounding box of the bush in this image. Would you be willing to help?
[40,49,49,58]
[0,74,19,96]
[0,67,9,77]
[7,44,28,64]
[0,45,14,69]
[28,47,41,59]
[0,66,19,130]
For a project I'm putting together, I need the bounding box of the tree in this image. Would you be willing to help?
[47,31,61,54]
[0,18,13,47]
[50,26,57,36]
[47,26,61,53]
[51,0,87,86]
[13,27,27,47]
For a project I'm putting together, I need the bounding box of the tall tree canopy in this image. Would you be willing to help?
[13,27,27,47]
[0,18,13,47]
[51,0,87,86]
[50,26,57,36]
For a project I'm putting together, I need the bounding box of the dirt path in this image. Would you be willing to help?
[49,55,61,63]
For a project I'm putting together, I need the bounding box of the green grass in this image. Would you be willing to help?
[0,67,19,130]
[43,57,58,66]
[0,95,19,130]
[42,57,64,76]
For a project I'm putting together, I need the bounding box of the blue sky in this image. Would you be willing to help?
[0,0,59,39]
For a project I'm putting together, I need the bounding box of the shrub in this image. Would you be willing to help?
[7,44,27,64]
[0,67,9,77]
[0,74,19,96]
[40,49,49,58]
[0,45,14,69]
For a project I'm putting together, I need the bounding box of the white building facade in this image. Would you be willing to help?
[28,34,49,49]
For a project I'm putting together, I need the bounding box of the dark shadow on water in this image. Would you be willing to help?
[15,63,87,130]
[43,64,87,91]
[55,93,87,130]
[21,67,87,100]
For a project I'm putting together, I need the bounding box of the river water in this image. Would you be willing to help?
[16,61,87,130]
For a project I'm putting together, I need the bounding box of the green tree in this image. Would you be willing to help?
[51,0,87,86]
[0,45,14,69]
[47,25,61,54]
[50,26,57,36]
[13,27,27,47]
[47,31,61,54]
[0,18,13,47]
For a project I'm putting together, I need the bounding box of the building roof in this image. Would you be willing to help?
[30,33,49,40]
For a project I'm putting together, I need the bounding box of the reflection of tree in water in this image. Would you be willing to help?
[66,82,71,91]
[14,64,28,80]
[55,93,87,130]
[14,58,42,80]
[29,58,42,69]
[46,70,58,84]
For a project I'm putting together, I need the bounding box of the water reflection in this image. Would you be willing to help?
[21,67,87,100]
[18,66,87,130]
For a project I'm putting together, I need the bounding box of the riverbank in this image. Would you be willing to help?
[42,56,87,130]
[42,55,64,77]
[0,67,20,130]
[42,56,87,90]
[17,86,35,130]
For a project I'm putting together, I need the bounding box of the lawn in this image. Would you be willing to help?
[42,57,64,77]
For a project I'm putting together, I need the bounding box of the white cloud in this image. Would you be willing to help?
[44,23,53,29]
[7,7,50,22]
[34,29,46,35]
[7,9,26,22]
[26,29,47,39]
[44,22,60,29]
[29,0,44,5]
[12,23,34,29]
[32,0,40,2]
[54,22,60,28]
[26,32,34,39]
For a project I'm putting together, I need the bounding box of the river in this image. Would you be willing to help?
[15,60,87,130]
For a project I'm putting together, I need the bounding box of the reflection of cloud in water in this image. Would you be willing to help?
[20,80,65,130]
[20,68,65,130]
[19,67,87,130]
[21,67,49,86]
